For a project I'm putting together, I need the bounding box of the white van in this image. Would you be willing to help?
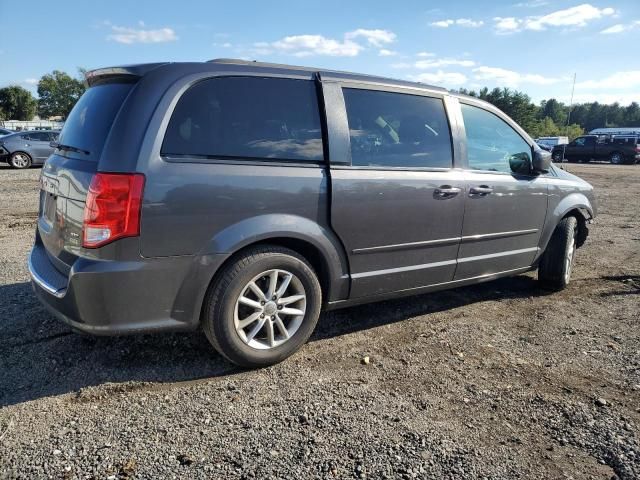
[535,136,569,149]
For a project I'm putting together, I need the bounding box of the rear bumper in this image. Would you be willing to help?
[28,241,230,335]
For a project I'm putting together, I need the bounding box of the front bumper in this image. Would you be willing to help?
[29,241,229,335]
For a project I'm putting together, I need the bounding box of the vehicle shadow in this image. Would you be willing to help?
[0,275,549,408]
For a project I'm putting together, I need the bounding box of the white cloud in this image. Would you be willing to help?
[416,51,436,57]
[600,20,640,34]
[526,4,615,30]
[494,17,521,34]
[107,24,178,44]
[576,71,640,90]
[24,78,38,85]
[408,71,468,86]
[378,49,397,56]
[270,35,361,57]
[415,58,475,69]
[431,20,454,28]
[345,28,396,47]
[456,18,485,28]
[260,28,395,57]
[513,0,549,7]
[494,4,615,34]
[430,18,484,28]
[473,66,565,87]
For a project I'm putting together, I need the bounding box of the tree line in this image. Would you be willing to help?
[458,87,640,140]
[1,72,639,140]
[0,70,85,121]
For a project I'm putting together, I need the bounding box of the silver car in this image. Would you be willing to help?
[0,130,60,169]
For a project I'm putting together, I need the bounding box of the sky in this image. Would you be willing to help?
[1,0,639,105]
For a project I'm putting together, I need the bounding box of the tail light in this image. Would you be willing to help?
[82,173,145,248]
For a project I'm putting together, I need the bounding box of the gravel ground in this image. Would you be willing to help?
[0,163,638,479]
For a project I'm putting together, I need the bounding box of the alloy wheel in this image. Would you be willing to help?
[233,269,307,350]
[11,153,30,168]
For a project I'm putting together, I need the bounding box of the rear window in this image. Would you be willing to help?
[161,77,324,162]
[57,82,133,161]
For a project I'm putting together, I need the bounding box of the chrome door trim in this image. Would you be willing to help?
[351,229,539,255]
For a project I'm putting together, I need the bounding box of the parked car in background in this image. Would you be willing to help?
[0,127,14,136]
[29,60,596,367]
[0,130,59,168]
[535,136,568,150]
[552,134,640,164]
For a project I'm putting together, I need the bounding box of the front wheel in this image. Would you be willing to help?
[538,216,578,291]
[202,245,322,367]
[9,152,32,169]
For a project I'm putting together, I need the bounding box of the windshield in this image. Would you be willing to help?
[57,82,134,161]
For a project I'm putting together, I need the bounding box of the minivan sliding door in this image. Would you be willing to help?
[323,82,465,299]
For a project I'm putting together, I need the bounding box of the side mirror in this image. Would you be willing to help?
[509,152,532,175]
[532,149,551,174]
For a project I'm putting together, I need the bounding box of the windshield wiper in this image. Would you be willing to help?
[50,141,90,155]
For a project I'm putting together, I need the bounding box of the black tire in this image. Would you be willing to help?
[202,245,322,367]
[609,152,624,165]
[552,151,563,162]
[538,216,578,291]
[9,151,32,169]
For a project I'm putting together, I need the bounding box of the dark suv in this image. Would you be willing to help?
[29,60,597,367]
[552,134,640,164]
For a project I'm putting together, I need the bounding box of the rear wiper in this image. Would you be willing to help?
[50,141,90,155]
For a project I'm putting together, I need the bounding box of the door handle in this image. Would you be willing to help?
[469,186,493,195]
[434,186,462,198]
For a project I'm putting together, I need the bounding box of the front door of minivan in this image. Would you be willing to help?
[324,83,464,299]
[455,102,548,280]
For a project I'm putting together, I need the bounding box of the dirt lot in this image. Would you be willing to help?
[0,163,638,479]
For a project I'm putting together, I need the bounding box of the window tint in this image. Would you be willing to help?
[162,77,323,162]
[28,132,50,141]
[461,103,532,174]
[342,88,452,168]
[58,82,134,161]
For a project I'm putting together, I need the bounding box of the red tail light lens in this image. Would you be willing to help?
[82,173,145,248]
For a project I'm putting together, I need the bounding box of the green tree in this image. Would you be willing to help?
[0,85,37,120]
[37,70,86,119]
[539,98,567,126]
[623,102,640,126]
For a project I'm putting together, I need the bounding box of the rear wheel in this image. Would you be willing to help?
[552,151,563,162]
[9,152,32,169]
[202,245,322,367]
[538,216,578,291]
[609,152,624,165]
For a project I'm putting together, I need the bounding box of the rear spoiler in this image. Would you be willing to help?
[85,63,169,87]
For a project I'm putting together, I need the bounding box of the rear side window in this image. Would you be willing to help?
[26,132,50,141]
[342,88,452,168]
[58,82,133,161]
[461,103,532,174]
[162,77,324,162]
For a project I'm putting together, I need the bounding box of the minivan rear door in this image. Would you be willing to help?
[324,82,465,299]
[37,82,135,271]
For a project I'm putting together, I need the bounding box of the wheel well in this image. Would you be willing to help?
[207,237,331,305]
[563,209,588,248]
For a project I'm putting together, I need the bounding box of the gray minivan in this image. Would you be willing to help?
[29,60,597,367]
